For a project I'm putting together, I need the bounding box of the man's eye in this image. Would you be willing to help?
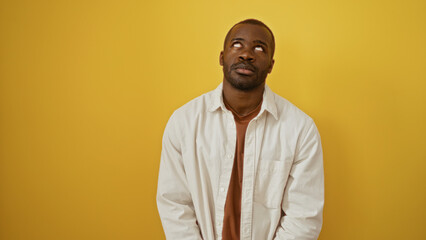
[232,42,242,48]
[255,46,264,52]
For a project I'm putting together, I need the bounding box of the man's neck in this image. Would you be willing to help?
[222,79,264,117]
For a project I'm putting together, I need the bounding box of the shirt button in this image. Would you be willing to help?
[227,154,233,159]
[220,187,225,192]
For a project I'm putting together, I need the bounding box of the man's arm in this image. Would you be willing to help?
[156,114,203,240]
[274,121,324,240]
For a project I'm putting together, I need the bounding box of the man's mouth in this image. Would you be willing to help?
[235,68,254,75]
[232,63,256,76]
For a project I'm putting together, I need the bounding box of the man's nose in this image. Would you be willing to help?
[239,49,255,62]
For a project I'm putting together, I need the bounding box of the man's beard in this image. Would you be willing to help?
[223,61,269,91]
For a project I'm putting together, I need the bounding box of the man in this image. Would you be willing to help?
[157,19,324,240]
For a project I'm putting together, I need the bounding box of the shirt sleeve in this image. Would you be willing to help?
[274,120,324,240]
[156,113,203,240]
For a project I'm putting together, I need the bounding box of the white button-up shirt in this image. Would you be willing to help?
[157,83,324,240]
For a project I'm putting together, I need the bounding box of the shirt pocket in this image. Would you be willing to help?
[254,159,292,209]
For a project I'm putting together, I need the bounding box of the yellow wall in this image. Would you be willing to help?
[1,0,425,239]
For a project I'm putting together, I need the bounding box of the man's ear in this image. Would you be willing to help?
[219,51,224,66]
[268,59,275,73]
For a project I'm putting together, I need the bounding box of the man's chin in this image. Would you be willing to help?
[226,78,262,92]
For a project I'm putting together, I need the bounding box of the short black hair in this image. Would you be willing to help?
[223,19,275,58]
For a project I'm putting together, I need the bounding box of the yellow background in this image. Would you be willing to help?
[1,0,425,239]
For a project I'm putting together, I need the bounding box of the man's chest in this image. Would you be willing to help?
[179,115,296,208]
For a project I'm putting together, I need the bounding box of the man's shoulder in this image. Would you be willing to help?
[169,88,216,121]
[269,89,314,124]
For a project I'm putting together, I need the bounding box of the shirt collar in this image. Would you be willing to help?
[208,82,278,120]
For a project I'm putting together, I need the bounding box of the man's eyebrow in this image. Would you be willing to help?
[231,38,245,42]
[253,40,268,46]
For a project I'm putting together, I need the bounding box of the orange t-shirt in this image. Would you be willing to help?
[222,99,262,240]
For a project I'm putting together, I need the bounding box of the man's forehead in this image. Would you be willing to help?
[228,23,273,43]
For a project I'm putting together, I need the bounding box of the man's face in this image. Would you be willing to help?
[220,24,275,91]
